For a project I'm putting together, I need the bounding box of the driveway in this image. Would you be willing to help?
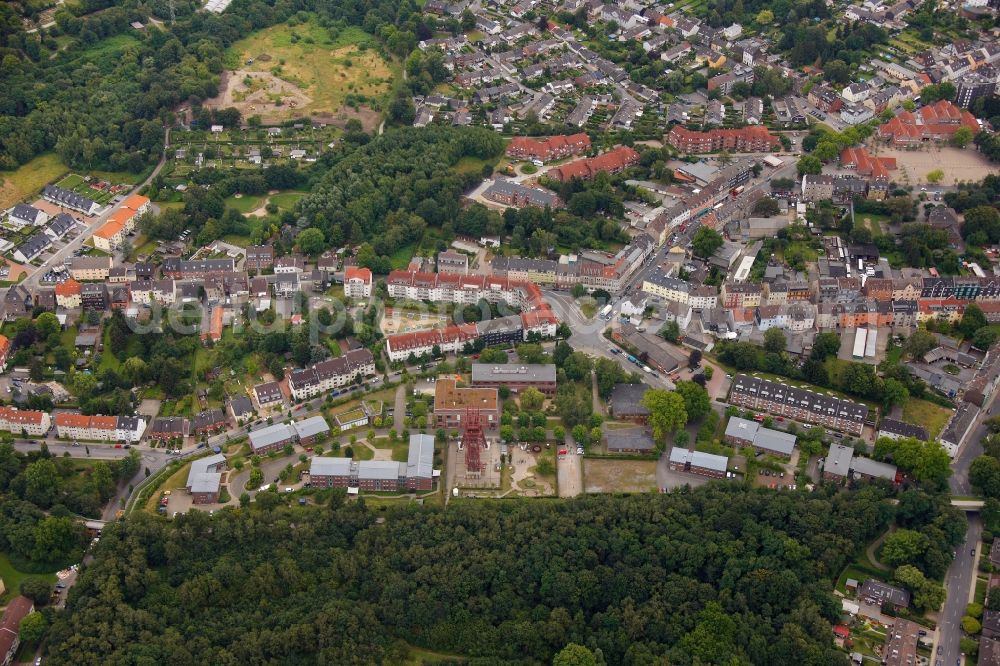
[557,433,582,497]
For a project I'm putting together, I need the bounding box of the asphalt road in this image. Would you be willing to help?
[19,128,170,291]
[936,391,998,661]
[938,514,982,666]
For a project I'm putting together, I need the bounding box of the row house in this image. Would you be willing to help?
[129,280,176,305]
[720,282,763,308]
[287,348,377,400]
[0,407,51,436]
[245,245,274,272]
[68,256,112,281]
[547,146,640,182]
[728,374,868,435]
[162,258,235,279]
[43,184,100,216]
[666,125,781,153]
[54,413,145,442]
[55,279,82,308]
[505,134,591,162]
[917,298,966,324]
[147,416,188,441]
[193,408,227,435]
[755,303,816,332]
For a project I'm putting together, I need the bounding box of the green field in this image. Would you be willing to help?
[224,194,266,213]
[0,153,69,210]
[388,244,416,270]
[268,191,307,210]
[80,34,141,66]
[0,552,58,604]
[901,399,953,438]
[55,174,116,205]
[223,18,395,120]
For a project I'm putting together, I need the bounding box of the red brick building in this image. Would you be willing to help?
[878,100,980,145]
[547,146,640,182]
[505,133,591,162]
[667,125,781,153]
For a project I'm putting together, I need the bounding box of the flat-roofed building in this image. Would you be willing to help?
[433,378,498,429]
[470,363,557,395]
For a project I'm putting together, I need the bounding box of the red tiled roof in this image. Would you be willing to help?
[344,266,372,282]
[548,146,640,182]
[55,278,81,296]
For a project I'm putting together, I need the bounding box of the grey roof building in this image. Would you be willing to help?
[470,363,556,384]
[851,456,898,482]
[406,434,435,480]
[609,383,650,420]
[357,460,402,481]
[606,428,656,453]
[860,579,910,608]
[310,457,353,477]
[724,416,759,443]
[248,422,296,452]
[752,427,797,457]
[292,415,330,441]
[668,447,729,474]
[877,418,929,442]
[824,443,854,478]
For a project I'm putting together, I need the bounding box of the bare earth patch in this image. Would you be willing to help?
[584,459,658,493]
[870,144,997,186]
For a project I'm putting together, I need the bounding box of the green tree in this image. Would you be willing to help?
[296,228,326,255]
[895,564,945,611]
[24,458,60,507]
[755,8,774,23]
[691,227,723,259]
[19,611,47,643]
[950,126,973,148]
[674,381,710,423]
[904,330,937,359]
[641,390,687,442]
[959,304,988,339]
[880,529,930,568]
[796,155,822,176]
[553,644,600,666]
[926,169,944,184]
[763,328,786,354]
[962,616,982,634]
[35,311,60,340]
[519,387,545,411]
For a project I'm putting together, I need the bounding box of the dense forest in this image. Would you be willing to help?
[0,443,138,568]
[45,486,893,665]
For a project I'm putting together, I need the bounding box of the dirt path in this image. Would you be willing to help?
[866,529,893,572]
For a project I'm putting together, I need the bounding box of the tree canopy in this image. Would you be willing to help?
[46,486,892,665]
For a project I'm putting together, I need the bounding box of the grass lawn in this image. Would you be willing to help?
[0,153,69,210]
[388,244,416,270]
[224,194,266,214]
[99,328,121,371]
[224,18,394,118]
[0,552,58,604]
[268,191,307,210]
[901,398,953,438]
[80,34,140,66]
[403,644,467,664]
[455,155,493,176]
[89,168,149,185]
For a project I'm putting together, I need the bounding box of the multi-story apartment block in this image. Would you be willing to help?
[667,125,781,153]
[0,407,51,436]
[54,413,145,442]
[343,266,373,299]
[287,348,376,400]
[720,282,763,308]
[728,374,868,435]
